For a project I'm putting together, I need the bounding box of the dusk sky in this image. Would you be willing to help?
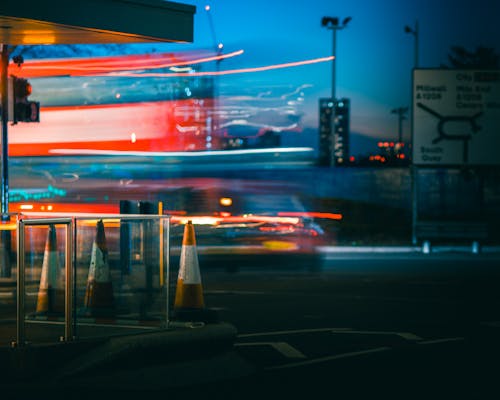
[144,0,500,151]
[13,0,500,157]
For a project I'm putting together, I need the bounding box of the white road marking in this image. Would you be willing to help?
[237,327,421,340]
[331,328,422,341]
[206,307,228,311]
[418,337,464,345]
[235,341,307,359]
[266,347,391,370]
[237,327,352,338]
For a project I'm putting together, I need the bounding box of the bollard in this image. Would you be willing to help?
[422,240,431,254]
[119,200,139,275]
[471,240,481,254]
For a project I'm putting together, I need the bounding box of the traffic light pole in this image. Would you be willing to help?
[0,44,12,278]
[1,44,9,216]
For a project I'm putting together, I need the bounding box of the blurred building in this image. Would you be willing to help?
[318,98,350,166]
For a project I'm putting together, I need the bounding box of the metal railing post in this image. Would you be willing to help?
[165,216,170,328]
[16,217,73,345]
[15,219,26,347]
[65,220,74,341]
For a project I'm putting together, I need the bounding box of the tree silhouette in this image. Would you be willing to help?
[444,46,499,69]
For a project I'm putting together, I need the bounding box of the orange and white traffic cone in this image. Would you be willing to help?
[173,221,217,323]
[83,220,115,317]
[36,225,64,315]
[174,221,204,310]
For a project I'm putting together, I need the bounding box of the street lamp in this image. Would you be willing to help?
[391,106,408,144]
[404,20,419,68]
[321,16,352,101]
[205,5,223,58]
[404,21,419,245]
[205,4,223,150]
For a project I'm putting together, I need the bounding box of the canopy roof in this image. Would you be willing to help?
[0,0,195,45]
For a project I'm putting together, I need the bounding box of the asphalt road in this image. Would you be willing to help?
[178,251,500,399]
[6,250,496,400]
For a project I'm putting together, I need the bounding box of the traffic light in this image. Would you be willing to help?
[14,77,32,99]
[10,76,40,124]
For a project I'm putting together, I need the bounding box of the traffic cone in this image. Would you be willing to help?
[83,220,115,317]
[173,221,217,322]
[174,221,204,309]
[36,225,64,315]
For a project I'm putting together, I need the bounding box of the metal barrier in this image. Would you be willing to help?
[16,217,73,346]
[11,213,171,347]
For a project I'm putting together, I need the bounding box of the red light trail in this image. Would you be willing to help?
[8,50,245,78]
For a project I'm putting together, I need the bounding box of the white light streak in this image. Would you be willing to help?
[48,147,314,157]
[104,56,334,78]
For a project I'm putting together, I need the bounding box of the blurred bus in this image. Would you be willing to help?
[8,51,218,156]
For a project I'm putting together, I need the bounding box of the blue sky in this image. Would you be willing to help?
[16,0,500,156]
[141,0,499,149]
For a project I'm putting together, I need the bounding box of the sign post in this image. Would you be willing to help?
[411,69,500,246]
[1,44,8,216]
[0,44,11,278]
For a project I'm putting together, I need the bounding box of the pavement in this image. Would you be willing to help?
[0,317,238,384]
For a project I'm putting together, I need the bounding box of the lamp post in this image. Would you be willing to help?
[405,20,419,245]
[205,4,223,150]
[1,44,9,217]
[391,106,408,144]
[205,5,223,63]
[404,20,419,68]
[321,16,352,101]
[0,44,11,278]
